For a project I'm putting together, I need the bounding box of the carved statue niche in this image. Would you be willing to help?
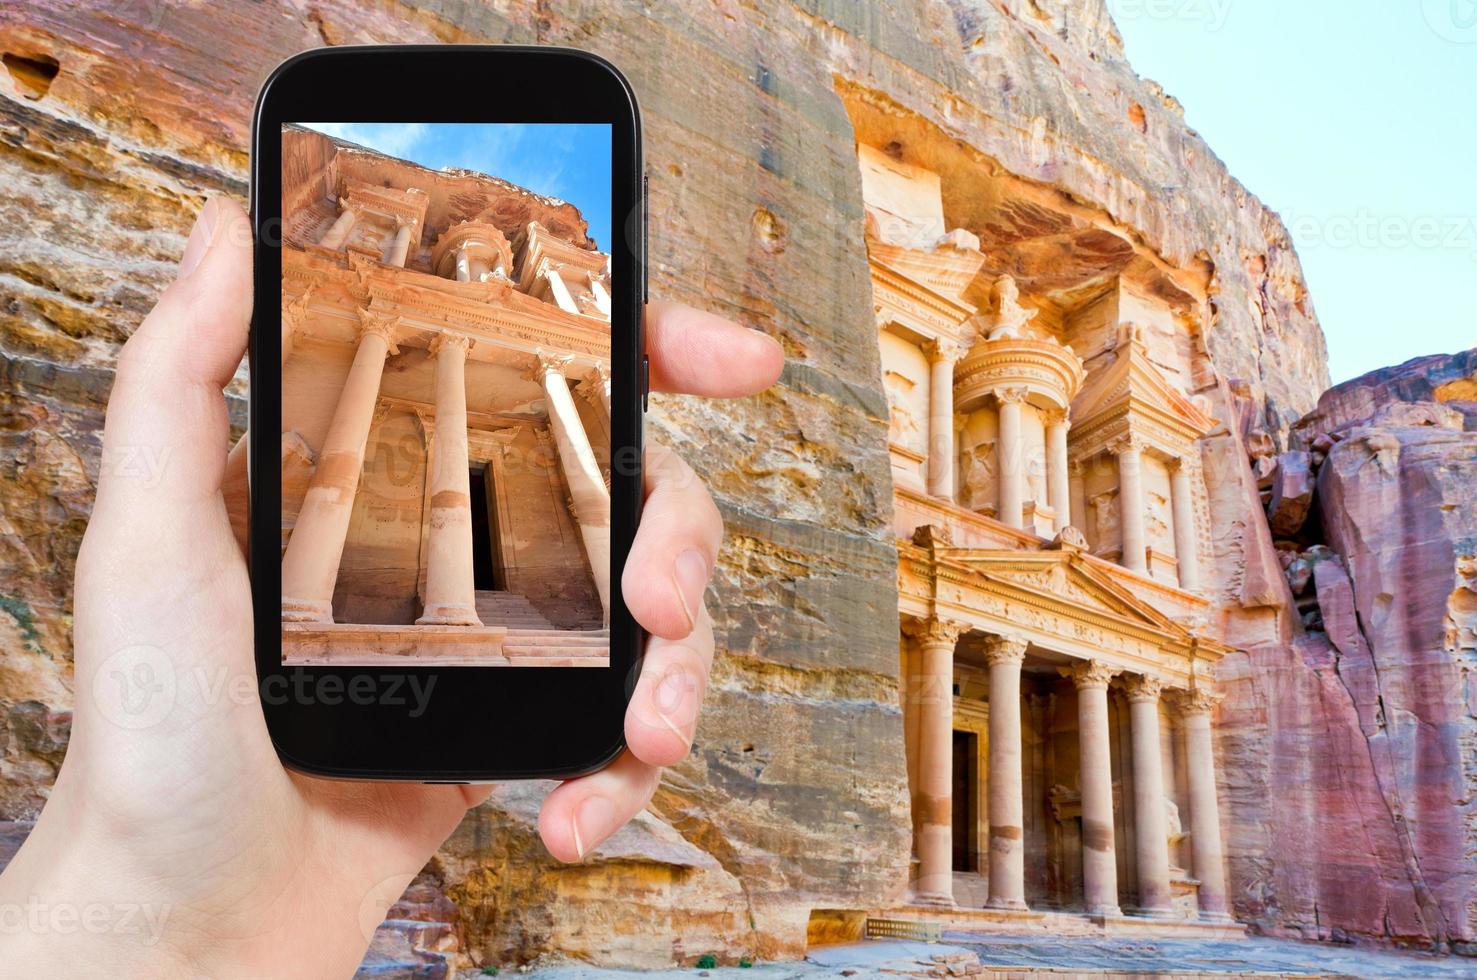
[961,439,997,513]
[980,274,1038,341]
[1147,490,1171,540]
[883,370,922,451]
[1089,489,1119,540]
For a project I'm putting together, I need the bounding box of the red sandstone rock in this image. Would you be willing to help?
[1266,451,1314,536]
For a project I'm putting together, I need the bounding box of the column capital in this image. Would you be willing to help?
[922,337,964,364]
[357,309,402,354]
[982,633,1028,666]
[576,361,611,399]
[1043,407,1071,429]
[1062,659,1121,691]
[903,615,968,648]
[1122,673,1164,704]
[528,347,576,380]
[1166,686,1224,717]
[1107,433,1148,457]
[428,331,473,358]
[993,385,1030,406]
[281,291,312,329]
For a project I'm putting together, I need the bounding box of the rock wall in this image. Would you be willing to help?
[11,0,1467,971]
[1216,351,1477,952]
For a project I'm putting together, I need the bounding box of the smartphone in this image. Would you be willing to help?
[248,46,645,780]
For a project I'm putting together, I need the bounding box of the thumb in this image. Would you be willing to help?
[93,197,253,519]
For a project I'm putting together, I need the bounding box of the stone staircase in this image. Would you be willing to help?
[473,591,609,665]
[473,590,555,629]
[502,627,610,666]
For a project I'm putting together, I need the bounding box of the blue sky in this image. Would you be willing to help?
[1111,0,1476,383]
[302,122,613,253]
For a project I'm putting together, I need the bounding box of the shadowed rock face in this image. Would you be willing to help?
[13,0,1468,970]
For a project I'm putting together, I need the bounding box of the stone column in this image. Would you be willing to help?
[1066,660,1123,916]
[984,633,1030,910]
[1169,458,1202,592]
[1124,674,1174,917]
[1172,688,1231,921]
[1046,411,1071,532]
[544,267,579,314]
[996,388,1028,529]
[906,616,968,904]
[1113,436,1148,574]
[532,350,610,619]
[590,277,612,316]
[281,311,398,622]
[319,205,358,249]
[416,333,482,626]
[454,247,473,283]
[923,339,962,503]
[387,220,415,268]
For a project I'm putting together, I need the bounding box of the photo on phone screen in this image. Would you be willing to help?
[277,122,613,668]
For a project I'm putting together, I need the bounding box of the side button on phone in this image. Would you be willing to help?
[642,354,650,412]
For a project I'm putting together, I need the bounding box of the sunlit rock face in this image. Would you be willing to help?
[1220,351,1477,951]
[2,0,1470,970]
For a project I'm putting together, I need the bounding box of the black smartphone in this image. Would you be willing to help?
[248,46,645,780]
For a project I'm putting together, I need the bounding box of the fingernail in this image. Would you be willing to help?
[572,795,616,860]
[672,548,708,633]
[754,330,784,356]
[178,199,220,278]
[653,667,699,742]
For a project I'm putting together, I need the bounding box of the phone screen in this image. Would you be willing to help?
[277,122,614,670]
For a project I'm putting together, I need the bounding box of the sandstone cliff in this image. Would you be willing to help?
[1217,350,1477,952]
[6,0,1449,972]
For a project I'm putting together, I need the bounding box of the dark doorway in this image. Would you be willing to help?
[952,730,978,872]
[468,466,496,590]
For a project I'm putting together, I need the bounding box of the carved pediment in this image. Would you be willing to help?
[870,239,987,303]
[946,550,1192,640]
[1071,337,1217,445]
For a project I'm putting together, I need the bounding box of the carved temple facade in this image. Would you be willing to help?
[859,135,1242,927]
[277,125,611,667]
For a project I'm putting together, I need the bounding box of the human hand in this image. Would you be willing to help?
[0,197,783,977]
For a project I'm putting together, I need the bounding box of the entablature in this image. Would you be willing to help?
[898,541,1226,687]
[337,177,429,231]
[283,248,610,368]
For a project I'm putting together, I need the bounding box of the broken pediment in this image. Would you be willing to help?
[1070,331,1217,453]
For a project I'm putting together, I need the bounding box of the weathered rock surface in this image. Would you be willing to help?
[1266,451,1314,537]
[1220,350,1477,952]
[12,0,1469,970]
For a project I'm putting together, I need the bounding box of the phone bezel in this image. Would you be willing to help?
[249,45,644,781]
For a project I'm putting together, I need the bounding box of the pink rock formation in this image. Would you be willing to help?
[1220,351,1477,952]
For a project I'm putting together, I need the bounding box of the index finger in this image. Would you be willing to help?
[645,300,784,397]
